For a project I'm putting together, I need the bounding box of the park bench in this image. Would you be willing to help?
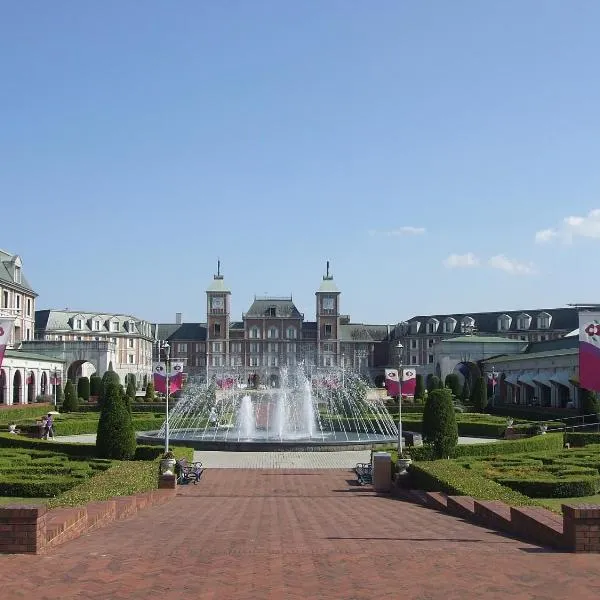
[175,459,204,485]
[354,462,372,486]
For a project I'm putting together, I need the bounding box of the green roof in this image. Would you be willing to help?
[317,277,339,293]
[442,335,527,344]
[4,349,63,363]
[206,276,230,293]
[482,348,578,363]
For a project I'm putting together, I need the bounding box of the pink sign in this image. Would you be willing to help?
[579,312,600,392]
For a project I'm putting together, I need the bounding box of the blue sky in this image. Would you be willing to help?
[2,1,600,325]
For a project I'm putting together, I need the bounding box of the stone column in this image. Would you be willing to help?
[563,504,600,552]
[0,505,48,554]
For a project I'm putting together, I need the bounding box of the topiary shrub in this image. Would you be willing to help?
[444,373,461,398]
[424,388,458,459]
[62,381,79,412]
[414,374,425,400]
[77,377,90,402]
[144,380,155,403]
[425,374,436,393]
[580,388,600,423]
[100,370,120,407]
[96,382,136,460]
[471,376,487,413]
[90,375,102,398]
[461,378,471,402]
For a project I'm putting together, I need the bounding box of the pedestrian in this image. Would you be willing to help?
[45,413,55,440]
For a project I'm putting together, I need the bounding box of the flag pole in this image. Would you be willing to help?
[396,342,404,457]
[164,341,170,453]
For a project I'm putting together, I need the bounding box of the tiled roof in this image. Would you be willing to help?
[244,298,303,319]
[36,309,151,334]
[397,307,578,336]
[0,250,36,295]
[340,324,390,342]
[440,335,527,344]
[4,349,62,363]
[523,336,578,353]
[155,323,207,341]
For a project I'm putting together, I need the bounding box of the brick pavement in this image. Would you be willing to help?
[1,470,600,599]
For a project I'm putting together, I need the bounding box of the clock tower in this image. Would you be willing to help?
[315,261,341,369]
[206,260,231,375]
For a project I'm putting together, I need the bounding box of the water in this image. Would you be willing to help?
[154,365,398,445]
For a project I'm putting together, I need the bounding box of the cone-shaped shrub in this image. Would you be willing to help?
[427,375,440,393]
[425,387,458,458]
[77,376,90,402]
[96,382,136,459]
[126,377,136,401]
[461,378,471,402]
[144,380,155,403]
[444,373,461,397]
[472,376,487,413]
[580,388,600,423]
[62,380,79,412]
[414,374,425,400]
[90,375,102,398]
[100,370,120,407]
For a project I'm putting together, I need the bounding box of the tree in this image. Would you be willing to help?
[77,376,90,402]
[100,370,120,408]
[425,388,458,458]
[126,377,136,403]
[580,388,600,423]
[55,383,64,406]
[90,375,102,398]
[436,377,445,390]
[96,382,136,459]
[144,380,155,403]
[425,374,435,392]
[445,373,461,398]
[62,380,79,412]
[414,374,425,401]
[427,375,440,393]
[461,378,471,402]
[471,376,487,413]
[126,373,136,389]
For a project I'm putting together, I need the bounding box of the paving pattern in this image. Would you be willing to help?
[2,469,600,599]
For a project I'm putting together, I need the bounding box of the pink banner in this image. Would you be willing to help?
[385,369,400,396]
[0,319,14,370]
[401,368,416,396]
[580,312,600,392]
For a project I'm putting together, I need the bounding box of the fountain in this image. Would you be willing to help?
[137,365,398,451]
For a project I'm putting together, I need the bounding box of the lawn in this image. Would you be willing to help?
[539,493,600,512]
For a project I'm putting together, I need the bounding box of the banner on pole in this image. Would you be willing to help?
[0,319,14,370]
[384,369,400,397]
[401,368,417,396]
[579,312,600,392]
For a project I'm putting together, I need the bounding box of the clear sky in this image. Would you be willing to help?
[2,1,600,326]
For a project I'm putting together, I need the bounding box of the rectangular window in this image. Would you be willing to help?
[211,342,221,352]
[178,343,187,352]
[268,343,278,352]
[128,339,135,348]
[128,354,135,364]
[428,354,434,364]
[410,339,417,349]
[249,357,259,367]
[26,298,32,316]
[111,322,119,332]
[213,323,221,336]
[250,343,260,353]
[287,343,296,353]
[427,323,435,333]
[268,307,276,317]
[14,266,21,283]
[269,356,278,366]
[323,343,334,352]
[26,328,31,340]
[324,324,332,338]
[211,355,223,367]
[93,320,100,331]
[428,339,434,348]
[323,356,333,367]
[250,328,260,339]
[411,355,417,365]
[2,291,8,308]
[76,336,82,341]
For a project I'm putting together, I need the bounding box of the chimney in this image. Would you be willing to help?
[175,313,182,325]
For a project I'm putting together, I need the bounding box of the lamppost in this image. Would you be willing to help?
[491,365,498,406]
[396,342,404,457]
[156,340,171,453]
[52,368,61,409]
[341,353,345,387]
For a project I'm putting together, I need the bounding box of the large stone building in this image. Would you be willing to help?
[31,310,154,384]
[154,264,392,385]
[391,308,579,375]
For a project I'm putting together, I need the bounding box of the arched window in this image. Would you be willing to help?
[250,327,261,339]
[268,327,278,339]
[286,327,296,339]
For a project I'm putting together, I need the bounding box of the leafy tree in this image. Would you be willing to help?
[424,388,458,458]
[461,378,471,402]
[77,376,90,402]
[427,375,440,393]
[444,373,461,397]
[90,375,102,398]
[96,382,136,459]
[414,374,425,401]
[144,380,155,403]
[580,388,600,423]
[62,380,79,412]
[471,376,487,413]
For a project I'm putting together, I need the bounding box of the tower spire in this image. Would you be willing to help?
[324,260,333,280]
[214,258,223,280]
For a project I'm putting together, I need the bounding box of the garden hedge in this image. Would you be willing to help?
[564,432,600,447]
[0,405,52,423]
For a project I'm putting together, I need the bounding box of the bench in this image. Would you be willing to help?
[175,459,204,485]
[355,462,372,486]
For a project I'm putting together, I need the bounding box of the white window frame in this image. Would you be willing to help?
[128,354,135,365]
[250,327,260,339]
[211,342,222,352]
[268,327,278,339]
[286,327,296,339]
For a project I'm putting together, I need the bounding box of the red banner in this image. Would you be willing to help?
[579,312,600,392]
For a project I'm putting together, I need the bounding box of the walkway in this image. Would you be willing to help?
[1,470,599,599]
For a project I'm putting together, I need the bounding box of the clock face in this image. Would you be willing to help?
[323,297,334,310]
[212,296,224,309]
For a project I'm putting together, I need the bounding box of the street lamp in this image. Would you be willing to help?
[341,353,345,387]
[491,365,498,406]
[52,368,61,409]
[157,340,171,453]
[396,342,404,457]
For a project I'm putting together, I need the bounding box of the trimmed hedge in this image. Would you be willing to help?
[409,460,535,505]
[564,432,600,447]
[16,416,164,437]
[0,405,52,423]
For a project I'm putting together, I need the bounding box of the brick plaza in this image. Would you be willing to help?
[2,469,600,599]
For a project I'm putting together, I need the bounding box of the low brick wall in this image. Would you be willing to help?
[0,488,176,554]
[394,483,600,553]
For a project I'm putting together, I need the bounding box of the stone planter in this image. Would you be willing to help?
[396,457,412,475]
[159,458,176,475]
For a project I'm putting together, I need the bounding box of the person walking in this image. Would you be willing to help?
[44,413,55,440]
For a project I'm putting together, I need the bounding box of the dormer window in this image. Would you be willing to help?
[537,312,552,329]
[93,320,100,331]
[442,318,456,334]
[111,321,119,332]
[497,314,512,331]
[267,306,276,317]
[517,313,531,330]
[75,319,83,330]
[14,265,21,284]
[426,319,439,334]
[410,321,421,335]
[128,320,135,332]
[461,316,475,334]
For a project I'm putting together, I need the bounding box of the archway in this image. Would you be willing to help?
[67,359,96,382]
[27,371,35,403]
[40,371,48,396]
[13,370,22,404]
[0,369,6,404]
[269,373,280,388]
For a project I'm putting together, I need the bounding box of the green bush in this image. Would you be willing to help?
[100,369,120,407]
[580,388,600,422]
[90,375,102,398]
[565,432,600,447]
[471,376,487,413]
[126,377,136,403]
[423,388,458,458]
[409,460,535,505]
[414,374,425,400]
[96,382,136,460]
[62,380,79,412]
[461,378,471,402]
[0,405,51,423]
[144,380,156,403]
[444,373,461,397]
[426,375,440,393]
[77,377,90,402]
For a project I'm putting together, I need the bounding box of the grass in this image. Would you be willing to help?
[539,494,600,513]
[0,496,47,505]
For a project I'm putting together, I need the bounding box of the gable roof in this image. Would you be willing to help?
[0,250,37,295]
[340,323,390,342]
[154,323,207,341]
[244,297,303,319]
